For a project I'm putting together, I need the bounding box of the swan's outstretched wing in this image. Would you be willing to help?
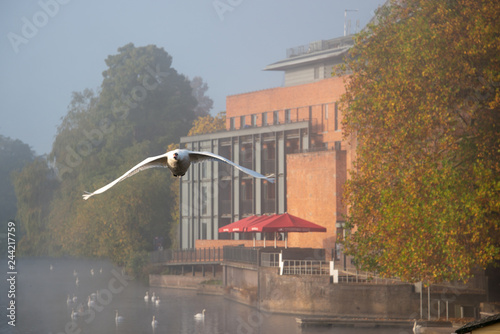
[188,150,275,183]
[82,153,169,200]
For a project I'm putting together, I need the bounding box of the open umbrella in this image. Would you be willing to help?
[218,215,274,247]
[218,215,258,233]
[246,213,326,248]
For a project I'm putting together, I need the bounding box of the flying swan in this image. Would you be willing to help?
[82,149,275,200]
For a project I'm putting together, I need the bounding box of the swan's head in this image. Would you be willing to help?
[173,152,179,160]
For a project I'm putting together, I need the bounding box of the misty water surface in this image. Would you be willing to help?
[0,258,415,334]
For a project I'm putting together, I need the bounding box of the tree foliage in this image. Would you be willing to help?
[14,44,201,267]
[190,76,214,117]
[12,158,57,255]
[0,135,34,224]
[187,112,226,136]
[341,0,500,283]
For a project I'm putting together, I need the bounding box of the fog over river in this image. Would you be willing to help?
[1,258,414,334]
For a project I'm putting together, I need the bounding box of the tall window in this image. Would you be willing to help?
[201,222,207,240]
[262,112,267,126]
[285,109,291,123]
[240,115,246,128]
[273,111,279,125]
[201,186,208,215]
[201,162,207,179]
[264,181,275,200]
[230,117,235,130]
[251,114,257,127]
[334,102,339,131]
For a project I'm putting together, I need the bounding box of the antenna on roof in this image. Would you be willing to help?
[344,9,358,36]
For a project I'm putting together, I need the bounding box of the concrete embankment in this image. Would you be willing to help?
[149,274,225,295]
[149,273,474,333]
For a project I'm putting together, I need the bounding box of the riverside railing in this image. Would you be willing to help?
[150,247,223,264]
[223,246,259,265]
[282,260,330,275]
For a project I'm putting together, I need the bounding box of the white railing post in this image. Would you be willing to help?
[279,252,283,275]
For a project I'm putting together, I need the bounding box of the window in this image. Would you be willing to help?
[201,186,208,215]
[263,141,275,160]
[314,66,320,79]
[334,102,339,131]
[264,181,275,200]
[241,144,253,163]
[262,112,267,126]
[201,222,207,240]
[242,180,253,200]
[240,116,246,128]
[201,162,207,179]
[273,111,279,125]
[285,109,291,123]
[230,117,235,130]
[251,114,257,127]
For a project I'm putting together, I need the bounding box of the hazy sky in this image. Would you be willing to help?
[1,0,385,155]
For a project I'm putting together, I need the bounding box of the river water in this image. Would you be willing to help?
[1,258,414,334]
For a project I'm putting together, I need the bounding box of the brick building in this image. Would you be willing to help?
[178,35,354,256]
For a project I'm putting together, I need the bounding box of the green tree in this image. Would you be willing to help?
[190,76,214,117]
[16,44,202,267]
[0,135,34,223]
[12,158,57,255]
[0,135,34,256]
[341,0,500,283]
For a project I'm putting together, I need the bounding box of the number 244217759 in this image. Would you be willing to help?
[7,221,16,270]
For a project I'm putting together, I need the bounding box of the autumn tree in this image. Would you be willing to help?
[187,112,226,136]
[341,0,500,283]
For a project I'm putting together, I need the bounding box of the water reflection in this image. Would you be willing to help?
[0,258,414,334]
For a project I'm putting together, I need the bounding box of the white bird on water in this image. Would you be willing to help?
[115,310,124,324]
[151,316,158,328]
[194,309,205,321]
[87,296,95,309]
[82,149,275,200]
[144,291,149,302]
[413,320,422,333]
